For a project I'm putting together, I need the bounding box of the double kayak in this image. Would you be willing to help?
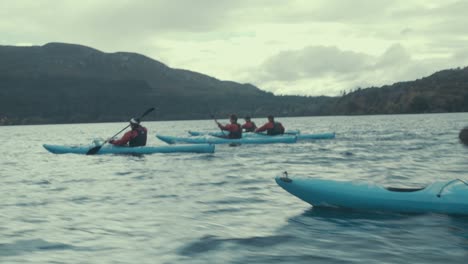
[156,134,297,145]
[276,174,468,215]
[187,131,335,140]
[43,143,215,155]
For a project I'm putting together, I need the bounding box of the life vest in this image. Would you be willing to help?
[229,123,242,139]
[267,122,285,135]
[243,121,256,132]
[129,126,147,147]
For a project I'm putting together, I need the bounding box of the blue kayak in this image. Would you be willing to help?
[43,143,215,155]
[156,134,297,145]
[250,132,335,140]
[275,174,468,215]
[188,130,335,140]
[187,130,301,136]
[188,131,334,140]
[296,132,335,140]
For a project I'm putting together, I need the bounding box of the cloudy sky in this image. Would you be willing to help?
[1,0,468,96]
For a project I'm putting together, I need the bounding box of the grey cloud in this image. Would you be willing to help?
[250,44,453,96]
[225,0,399,24]
[3,1,467,45]
[390,1,468,37]
[0,0,242,43]
[395,1,468,19]
[85,1,235,33]
[258,46,373,82]
[373,43,411,68]
[451,49,468,67]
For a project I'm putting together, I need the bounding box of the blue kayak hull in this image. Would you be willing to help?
[254,132,335,140]
[43,144,215,155]
[296,132,335,140]
[188,131,334,140]
[187,130,301,136]
[276,176,468,215]
[156,134,297,145]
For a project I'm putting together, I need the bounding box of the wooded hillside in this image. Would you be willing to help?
[1,43,467,125]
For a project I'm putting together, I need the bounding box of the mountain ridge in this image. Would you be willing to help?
[1,42,467,125]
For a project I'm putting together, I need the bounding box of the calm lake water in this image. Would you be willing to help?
[1,113,468,263]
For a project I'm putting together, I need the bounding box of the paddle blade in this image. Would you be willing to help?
[141,107,155,118]
[86,145,102,155]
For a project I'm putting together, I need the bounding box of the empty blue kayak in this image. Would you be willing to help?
[156,134,297,145]
[188,131,335,140]
[276,175,468,215]
[43,143,215,155]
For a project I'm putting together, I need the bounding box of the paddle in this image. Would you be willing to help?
[86,107,155,155]
[210,114,226,137]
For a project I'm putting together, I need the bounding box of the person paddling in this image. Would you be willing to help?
[241,116,257,132]
[109,118,148,147]
[215,114,242,139]
[255,115,285,135]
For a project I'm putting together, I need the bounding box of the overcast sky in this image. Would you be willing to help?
[1,0,467,96]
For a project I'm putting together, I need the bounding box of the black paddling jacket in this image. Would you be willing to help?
[129,126,148,147]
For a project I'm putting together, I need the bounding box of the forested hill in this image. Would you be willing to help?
[0,42,467,125]
[0,42,332,125]
[327,67,468,115]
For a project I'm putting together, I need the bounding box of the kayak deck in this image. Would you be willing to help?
[275,175,468,215]
[156,134,297,145]
[187,130,335,140]
[43,143,215,155]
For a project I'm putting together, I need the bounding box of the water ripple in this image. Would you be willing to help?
[0,239,82,256]
[1,114,468,263]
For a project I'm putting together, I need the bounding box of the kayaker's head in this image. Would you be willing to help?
[244,116,251,122]
[459,127,468,146]
[267,115,274,122]
[229,114,238,123]
[130,117,141,129]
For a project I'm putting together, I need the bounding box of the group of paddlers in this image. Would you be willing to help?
[93,110,468,149]
[215,115,285,139]
[105,114,286,147]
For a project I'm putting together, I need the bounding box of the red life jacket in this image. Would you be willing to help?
[267,122,285,135]
[229,123,242,139]
[243,121,257,132]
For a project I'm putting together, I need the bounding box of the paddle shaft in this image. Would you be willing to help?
[211,114,226,136]
[107,124,131,142]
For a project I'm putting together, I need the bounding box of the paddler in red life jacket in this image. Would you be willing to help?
[216,114,242,139]
[255,115,285,135]
[109,118,148,147]
[241,116,257,132]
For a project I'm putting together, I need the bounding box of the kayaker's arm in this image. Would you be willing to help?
[255,122,273,133]
[217,122,229,131]
[109,130,135,146]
